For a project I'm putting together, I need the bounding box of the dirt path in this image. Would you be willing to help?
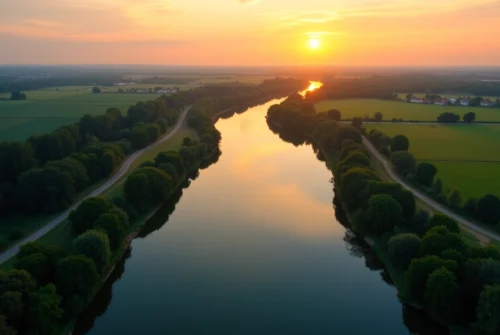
[0,106,192,264]
[362,136,500,243]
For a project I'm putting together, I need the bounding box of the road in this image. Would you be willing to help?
[0,106,192,264]
[362,136,500,242]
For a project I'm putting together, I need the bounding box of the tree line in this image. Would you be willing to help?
[267,94,500,334]
[366,129,500,227]
[0,78,307,334]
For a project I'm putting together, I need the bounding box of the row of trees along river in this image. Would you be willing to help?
[71,84,451,335]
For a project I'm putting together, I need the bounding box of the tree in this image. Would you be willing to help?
[463,197,477,216]
[155,118,169,133]
[0,314,16,335]
[28,133,64,163]
[47,158,90,191]
[434,178,443,196]
[10,91,26,101]
[463,112,476,123]
[108,207,130,228]
[327,109,341,121]
[420,226,467,257]
[27,284,63,335]
[477,284,500,335]
[15,253,50,285]
[448,189,462,208]
[339,167,378,210]
[477,195,500,225]
[437,112,460,123]
[411,209,430,236]
[129,127,150,149]
[374,112,383,122]
[92,87,101,94]
[55,255,99,301]
[124,173,150,209]
[74,230,111,272]
[391,135,409,152]
[94,213,125,250]
[69,197,112,234]
[338,152,370,169]
[366,194,403,235]
[425,214,460,234]
[415,162,437,186]
[388,233,422,269]
[470,97,482,107]
[351,117,363,130]
[407,255,457,301]
[154,151,185,175]
[390,151,416,177]
[0,141,36,182]
[0,291,23,328]
[425,267,458,320]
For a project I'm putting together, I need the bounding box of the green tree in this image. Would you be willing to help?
[55,255,98,302]
[92,87,101,94]
[434,178,443,196]
[0,314,16,335]
[94,213,125,250]
[463,197,477,216]
[420,226,467,257]
[99,152,116,177]
[334,126,361,149]
[388,233,422,269]
[69,197,112,234]
[448,189,462,208]
[124,173,150,209]
[27,284,63,335]
[374,112,383,122]
[327,109,342,121]
[425,267,458,320]
[463,112,476,123]
[477,195,500,225]
[415,162,437,186]
[391,135,409,152]
[108,207,130,228]
[477,284,500,335]
[154,151,185,175]
[366,194,403,235]
[73,230,111,272]
[390,151,416,177]
[338,152,370,169]
[425,214,460,234]
[155,118,169,133]
[47,158,90,191]
[0,291,23,328]
[15,253,50,285]
[0,270,36,297]
[407,255,457,301]
[129,127,150,149]
[351,117,363,130]
[339,167,378,211]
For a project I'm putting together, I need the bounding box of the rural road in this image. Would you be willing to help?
[0,106,192,264]
[362,136,500,242]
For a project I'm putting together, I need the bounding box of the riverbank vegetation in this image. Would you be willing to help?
[266,93,500,334]
[0,77,307,334]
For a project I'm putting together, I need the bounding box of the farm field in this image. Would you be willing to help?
[0,91,159,140]
[365,123,500,200]
[315,99,500,122]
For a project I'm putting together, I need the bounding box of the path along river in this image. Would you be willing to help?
[74,90,449,335]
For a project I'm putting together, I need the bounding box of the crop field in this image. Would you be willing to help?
[0,91,159,141]
[315,99,500,122]
[365,123,500,199]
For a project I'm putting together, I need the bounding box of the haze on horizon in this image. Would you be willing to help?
[1,0,499,66]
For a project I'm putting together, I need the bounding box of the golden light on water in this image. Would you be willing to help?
[307,81,322,91]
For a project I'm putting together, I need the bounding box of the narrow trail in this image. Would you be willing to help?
[362,136,500,243]
[0,106,192,264]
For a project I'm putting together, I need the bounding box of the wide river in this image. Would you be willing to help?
[75,89,448,334]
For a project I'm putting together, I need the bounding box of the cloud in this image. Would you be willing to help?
[239,0,260,4]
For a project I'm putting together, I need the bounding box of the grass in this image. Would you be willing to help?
[365,124,500,200]
[0,91,160,141]
[315,99,500,122]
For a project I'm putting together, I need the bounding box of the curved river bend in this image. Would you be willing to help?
[75,95,448,335]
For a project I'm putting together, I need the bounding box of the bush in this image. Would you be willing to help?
[391,135,409,152]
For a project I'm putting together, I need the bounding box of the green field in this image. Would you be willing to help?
[315,99,500,122]
[0,91,160,141]
[365,124,500,200]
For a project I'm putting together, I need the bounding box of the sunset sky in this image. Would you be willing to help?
[1,0,499,66]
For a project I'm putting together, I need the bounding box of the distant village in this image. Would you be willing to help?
[113,82,180,94]
[407,94,499,107]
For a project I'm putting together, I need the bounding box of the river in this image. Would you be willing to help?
[74,86,449,335]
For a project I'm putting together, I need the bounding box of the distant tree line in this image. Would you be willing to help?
[304,74,500,102]
[267,95,500,334]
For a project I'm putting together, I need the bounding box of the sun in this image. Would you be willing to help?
[308,38,321,49]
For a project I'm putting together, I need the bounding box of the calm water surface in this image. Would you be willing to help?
[76,92,447,334]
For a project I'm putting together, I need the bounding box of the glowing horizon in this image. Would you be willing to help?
[1,0,499,66]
